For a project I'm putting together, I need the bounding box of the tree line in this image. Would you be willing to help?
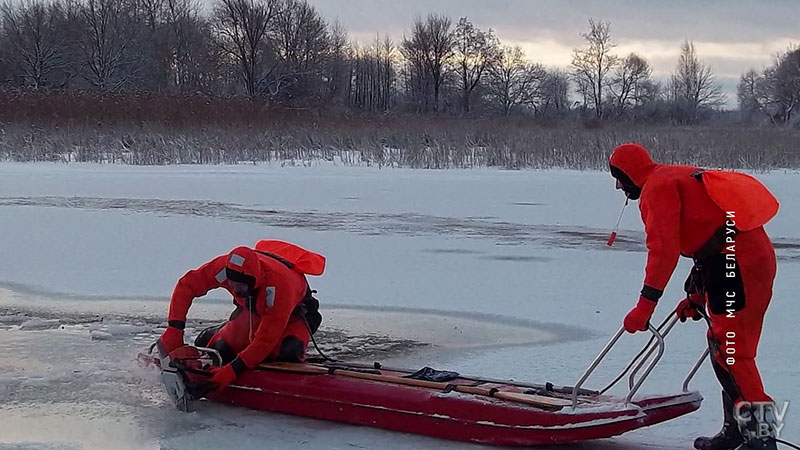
[0,0,797,125]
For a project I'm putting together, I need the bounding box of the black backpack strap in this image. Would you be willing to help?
[253,249,295,269]
[690,169,705,181]
[253,249,322,333]
[299,289,322,334]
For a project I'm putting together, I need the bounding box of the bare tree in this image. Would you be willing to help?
[348,41,370,111]
[0,0,74,88]
[164,0,192,89]
[378,35,397,111]
[452,17,498,113]
[211,0,280,97]
[135,0,164,30]
[573,74,591,113]
[59,0,86,87]
[133,0,173,91]
[670,41,725,123]
[162,0,221,92]
[738,69,773,123]
[538,69,570,116]
[347,35,396,112]
[738,48,800,124]
[274,0,327,72]
[78,0,143,90]
[400,14,455,113]
[571,19,618,119]
[273,0,329,99]
[486,45,545,116]
[608,53,652,117]
[424,14,454,113]
[0,43,9,84]
[323,19,348,103]
[767,47,800,123]
[399,22,421,111]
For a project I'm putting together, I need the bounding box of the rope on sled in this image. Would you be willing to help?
[303,316,334,362]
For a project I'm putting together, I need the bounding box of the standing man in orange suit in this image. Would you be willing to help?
[609,143,780,450]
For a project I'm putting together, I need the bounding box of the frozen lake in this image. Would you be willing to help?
[0,163,797,449]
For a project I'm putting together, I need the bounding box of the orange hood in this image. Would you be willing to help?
[609,143,658,187]
[225,246,263,288]
[609,143,659,199]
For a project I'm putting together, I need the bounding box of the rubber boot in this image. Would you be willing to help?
[275,336,305,363]
[736,403,779,450]
[194,323,224,348]
[694,391,745,450]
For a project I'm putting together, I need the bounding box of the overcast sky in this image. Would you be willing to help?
[309,0,799,107]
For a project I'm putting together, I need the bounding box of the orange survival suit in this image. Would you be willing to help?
[160,242,324,388]
[610,143,776,407]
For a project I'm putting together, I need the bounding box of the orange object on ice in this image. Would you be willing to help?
[166,240,324,371]
[695,170,779,231]
[255,239,326,276]
[608,143,779,408]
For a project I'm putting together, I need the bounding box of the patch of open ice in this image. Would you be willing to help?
[89,322,152,335]
[0,443,80,450]
[0,314,29,325]
[86,321,153,341]
[19,318,61,330]
[89,331,115,341]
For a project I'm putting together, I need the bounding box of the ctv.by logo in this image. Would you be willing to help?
[734,401,789,439]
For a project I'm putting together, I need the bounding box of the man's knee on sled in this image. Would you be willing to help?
[194,323,239,364]
[194,328,309,365]
[194,315,311,365]
[274,336,306,363]
[269,317,311,363]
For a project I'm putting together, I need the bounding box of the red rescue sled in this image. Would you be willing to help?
[149,313,705,446]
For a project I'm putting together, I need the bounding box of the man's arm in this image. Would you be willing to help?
[234,296,295,371]
[167,255,227,324]
[639,178,683,301]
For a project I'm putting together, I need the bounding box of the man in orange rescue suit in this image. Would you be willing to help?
[158,241,324,391]
[609,143,780,450]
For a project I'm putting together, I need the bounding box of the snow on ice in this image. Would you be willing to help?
[0,163,797,449]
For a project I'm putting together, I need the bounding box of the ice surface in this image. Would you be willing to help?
[0,162,797,449]
[0,315,29,325]
[18,318,61,330]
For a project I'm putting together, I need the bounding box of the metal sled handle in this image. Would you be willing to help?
[628,314,679,390]
[682,347,710,392]
[624,323,665,405]
[571,326,625,409]
[194,346,224,366]
[571,323,667,409]
[599,312,675,395]
[681,307,711,392]
[149,340,224,367]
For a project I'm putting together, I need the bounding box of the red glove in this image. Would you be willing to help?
[676,293,704,322]
[623,296,658,333]
[208,364,238,391]
[159,325,185,353]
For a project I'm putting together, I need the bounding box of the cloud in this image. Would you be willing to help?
[310,0,797,70]
[310,0,798,44]
[307,0,797,108]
